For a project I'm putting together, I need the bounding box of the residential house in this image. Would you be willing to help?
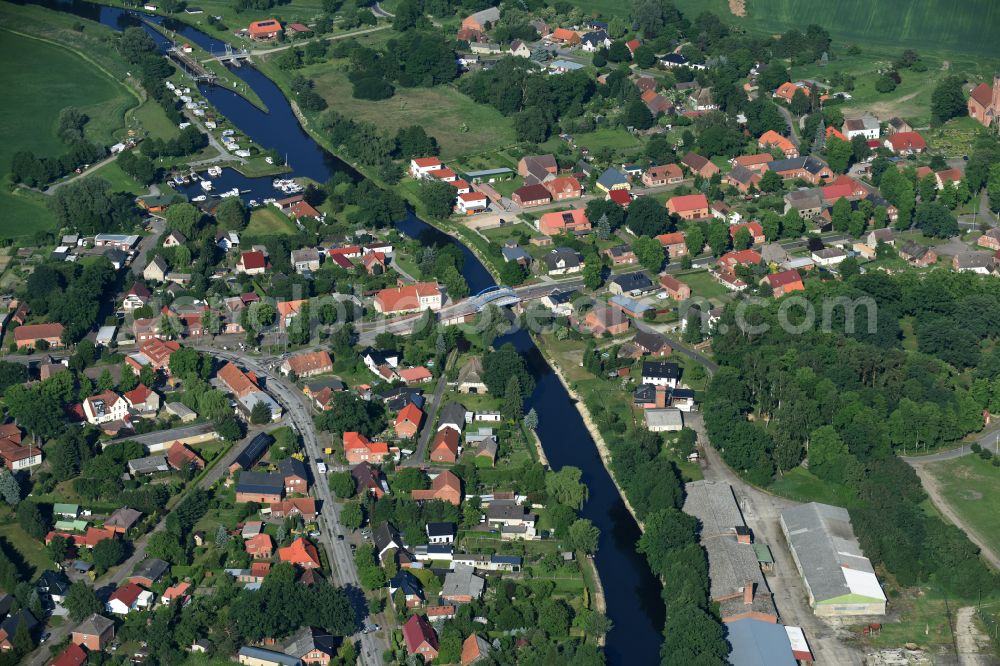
[280,351,333,378]
[730,221,765,245]
[269,498,317,520]
[935,169,963,189]
[278,457,309,495]
[245,533,274,559]
[666,193,710,220]
[396,402,424,438]
[352,462,389,499]
[811,247,847,266]
[540,288,577,316]
[456,191,488,214]
[0,424,41,471]
[291,248,321,273]
[545,175,582,201]
[609,271,654,296]
[0,610,37,651]
[125,338,180,375]
[441,570,485,603]
[373,523,404,562]
[462,634,492,665]
[509,39,530,57]
[411,470,462,506]
[978,228,1000,251]
[402,615,439,662]
[278,537,321,569]
[129,558,169,588]
[680,152,719,179]
[968,76,1000,128]
[238,250,267,275]
[163,230,187,247]
[518,154,558,185]
[784,189,824,216]
[758,130,798,158]
[167,441,204,471]
[595,168,630,193]
[953,252,995,274]
[486,500,538,540]
[580,29,611,51]
[583,304,629,336]
[643,164,683,187]
[605,244,637,265]
[642,90,674,115]
[427,522,456,545]
[143,255,168,282]
[390,571,425,608]
[106,583,153,615]
[127,455,170,476]
[548,27,580,46]
[123,282,152,312]
[767,157,833,185]
[642,361,680,388]
[656,232,689,259]
[37,570,70,603]
[457,357,487,394]
[512,184,552,208]
[236,471,284,504]
[374,282,442,314]
[13,323,64,350]
[866,228,895,248]
[217,362,259,399]
[541,247,583,275]
[659,52,690,68]
[438,403,467,433]
[461,6,499,32]
[105,507,143,534]
[72,613,115,651]
[343,432,390,465]
[282,626,339,665]
[469,42,500,54]
[774,81,809,103]
[660,274,691,300]
[430,429,460,463]
[51,643,87,666]
[633,330,672,357]
[248,19,281,40]
[725,165,761,193]
[887,116,913,135]
[842,114,880,140]
[731,154,773,173]
[82,391,128,425]
[762,270,805,297]
[124,384,159,416]
[884,132,927,154]
[688,86,716,111]
[410,157,444,178]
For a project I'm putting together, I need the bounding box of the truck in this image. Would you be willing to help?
[316,461,328,475]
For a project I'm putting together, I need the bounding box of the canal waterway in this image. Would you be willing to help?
[33,1,667,660]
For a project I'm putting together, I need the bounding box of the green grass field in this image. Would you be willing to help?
[676,270,732,301]
[768,467,860,507]
[668,0,1000,57]
[247,207,298,235]
[923,454,1000,555]
[86,161,145,195]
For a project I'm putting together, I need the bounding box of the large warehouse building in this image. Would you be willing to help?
[780,502,887,616]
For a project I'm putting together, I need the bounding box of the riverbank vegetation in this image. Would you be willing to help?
[703,270,1000,600]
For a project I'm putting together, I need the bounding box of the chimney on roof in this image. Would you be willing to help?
[655,385,667,409]
[743,581,754,605]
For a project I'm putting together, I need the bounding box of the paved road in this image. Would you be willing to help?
[371,2,393,17]
[776,105,800,147]
[632,320,718,374]
[195,348,389,665]
[132,216,166,276]
[402,352,453,467]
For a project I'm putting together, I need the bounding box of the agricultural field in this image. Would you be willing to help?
[670,0,1000,58]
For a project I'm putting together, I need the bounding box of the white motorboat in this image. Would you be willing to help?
[200,179,213,191]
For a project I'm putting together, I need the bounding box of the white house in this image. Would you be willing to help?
[811,248,847,266]
[409,157,444,178]
[83,391,129,425]
[106,584,154,615]
[641,361,680,388]
[456,192,488,214]
[842,114,880,140]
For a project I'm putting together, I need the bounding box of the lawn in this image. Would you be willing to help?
[768,467,859,507]
[675,270,732,301]
[0,189,57,239]
[130,95,181,141]
[542,127,643,157]
[87,160,146,195]
[923,454,1000,555]
[283,55,517,161]
[246,207,298,235]
[0,522,54,577]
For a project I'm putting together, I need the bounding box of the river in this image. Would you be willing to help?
[34,2,666,660]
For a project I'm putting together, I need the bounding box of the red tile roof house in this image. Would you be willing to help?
[51,642,88,666]
[374,281,442,314]
[362,251,387,275]
[83,390,129,425]
[605,244,637,265]
[245,533,274,559]
[607,189,632,207]
[248,19,282,40]
[427,168,458,182]
[660,274,692,300]
[538,208,591,236]
[642,164,684,187]
[666,193,710,220]
[773,81,810,103]
[160,581,191,606]
[13,323,64,349]
[884,132,927,154]
[680,152,720,179]
[125,338,180,375]
[935,169,963,189]
[343,432,390,465]
[279,537,321,569]
[762,270,805,297]
[731,154,773,173]
[402,614,439,662]
[511,183,552,208]
[399,366,433,384]
[409,157,444,177]
[123,384,159,416]
[412,470,463,506]
[396,402,424,438]
[106,583,153,615]
[430,428,460,463]
[217,361,260,399]
[167,441,205,471]
[656,232,689,259]
[758,130,799,158]
[270,497,318,519]
[716,250,762,290]
[625,38,641,56]
[729,221,765,245]
[967,76,999,128]
[544,176,583,201]
[280,350,333,378]
[237,250,267,275]
[456,191,488,214]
